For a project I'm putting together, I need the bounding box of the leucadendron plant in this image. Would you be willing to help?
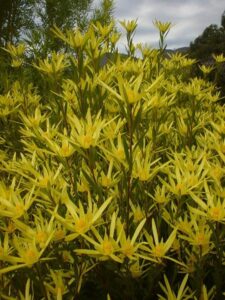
[0,19,225,299]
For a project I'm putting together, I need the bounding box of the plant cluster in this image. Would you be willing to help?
[188,12,225,98]
[0,20,225,299]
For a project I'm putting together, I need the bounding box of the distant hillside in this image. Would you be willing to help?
[165,47,190,55]
[100,47,190,66]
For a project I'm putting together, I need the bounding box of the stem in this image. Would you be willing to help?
[35,263,48,300]
[126,173,131,236]
[214,222,223,298]
[126,106,133,236]
[175,194,182,219]
[87,148,97,184]
[195,245,203,298]
[66,157,76,195]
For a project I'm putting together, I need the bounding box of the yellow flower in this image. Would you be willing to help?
[213,53,225,63]
[124,86,143,104]
[98,73,145,105]
[11,58,24,68]
[75,213,122,263]
[110,31,121,46]
[132,145,161,182]
[199,64,214,75]
[179,216,212,255]
[0,182,35,219]
[130,201,145,223]
[33,52,69,76]
[128,259,150,278]
[119,19,138,34]
[118,74,144,104]
[101,133,128,170]
[14,235,53,266]
[140,219,179,264]
[99,159,119,188]
[77,171,90,193]
[2,153,62,191]
[53,223,66,242]
[52,25,88,49]
[0,233,13,260]
[189,181,225,223]
[177,215,193,235]
[77,233,121,262]
[69,109,107,149]
[153,20,172,34]
[198,285,216,300]
[0,233,53,275]
[56,137,75,157]
[152,185,170,205]
[4,43,26,57]
[13,209,55,249]
[3,43,26,67]
[211,119,225,136]
[20,107,46,128]
[160,151,206,196]
[52,193,112,241]
[115,218,146,260]
[158,274,193,300]
[93,21,115,38]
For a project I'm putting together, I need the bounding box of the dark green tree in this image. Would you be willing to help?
[0,0,115,53]
[92,0,115,26]
[189,24,225,62]
[0,0,99,90]
[26,0,94,54]
[188,12,225,98]
[0,0,36,94]
[25,0,116,55]
[0,0,35,46]
[42,0,91,30]
[221,10,225,29]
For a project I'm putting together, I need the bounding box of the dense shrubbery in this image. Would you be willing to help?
[1,20,225,299]
[188,15,225,98]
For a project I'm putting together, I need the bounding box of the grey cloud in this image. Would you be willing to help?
[94,0,225,50]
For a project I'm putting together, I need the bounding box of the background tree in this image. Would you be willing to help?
[0,0,98,92]
[188,12,225,98]
[92,0,115,26]
[0,0,115,54]
[32,0,93,53]
[189,24,225,62]
[0,0,35,47]
[0,0,36,93]
[221,10,225,29]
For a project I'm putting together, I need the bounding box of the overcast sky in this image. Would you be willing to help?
[93,0,225,51]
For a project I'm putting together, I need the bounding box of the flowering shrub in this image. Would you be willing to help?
[0,20,225,299]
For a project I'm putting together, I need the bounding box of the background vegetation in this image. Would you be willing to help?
[188,10,225,98]
[1,2,225,300]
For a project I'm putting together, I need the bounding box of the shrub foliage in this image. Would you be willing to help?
[0,20,225,299]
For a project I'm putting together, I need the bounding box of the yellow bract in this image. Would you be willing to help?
[52,194,112,241]
[0,182,35,219]
[141,219,177,262]
[178,215,212,255]
[153,20,172,34]
[158,274,193,300]
[33,52,69,76]
[120,19,138,33]
[213,53,225,63]
[189,181,225,223]
[69,109,107,149]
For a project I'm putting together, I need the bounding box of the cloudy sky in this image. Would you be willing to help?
[94,0,225,51]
